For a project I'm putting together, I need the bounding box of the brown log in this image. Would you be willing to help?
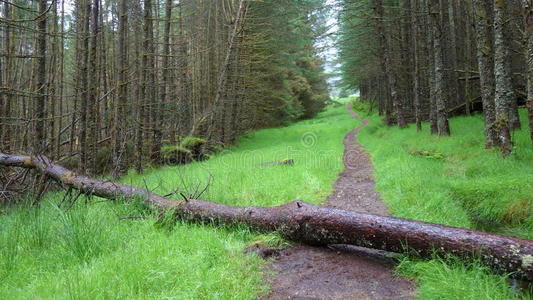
[0,153,532,281]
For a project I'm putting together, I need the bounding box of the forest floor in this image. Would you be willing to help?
[265,102,415,299]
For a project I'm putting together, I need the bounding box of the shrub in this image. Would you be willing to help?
[162,145,193,165]
[181,137,207,160]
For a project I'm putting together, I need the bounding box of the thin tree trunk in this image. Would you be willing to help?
[88,0,100,174]
[412,0,422,131]
[113,0,129,179]
[372,0,407,129]
[473,0,498,148]
[464,0,472,116]
[430,0,451,136]
[80,0,91,173]
[34,0,48,154]
[155,0,173,164]
[425,0,439,134]
[493,0,513,155]
[2,2,12,153]
[525,0,533,143]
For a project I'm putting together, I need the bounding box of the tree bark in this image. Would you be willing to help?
[429,0,451,136]
[426,0,439,134]
[473,0,498,148]
[34,0,48,153]
[0,152,531,281]
[493,0,513,155]
[1,1,13,153]
[87,0,100,174]
[79,0,91,173]
[113,0,129,179]
[372,0,407,129]
[412,0,422,132]
[524,0,533,143]
[158,0,172,152]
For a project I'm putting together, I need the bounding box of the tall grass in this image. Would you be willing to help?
[355,102,532,299]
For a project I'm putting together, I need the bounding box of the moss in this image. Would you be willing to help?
[181,136,206,149]
[180,137,206,160]
[23,157,33,168]
[162,145,192,165]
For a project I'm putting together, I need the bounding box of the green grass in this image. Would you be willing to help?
[0,104,355,299]
[355,102,533,299]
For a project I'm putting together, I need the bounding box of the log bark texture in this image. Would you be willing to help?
[0,153,531,281]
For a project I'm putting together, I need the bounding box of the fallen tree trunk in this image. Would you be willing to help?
[1,153,532,281]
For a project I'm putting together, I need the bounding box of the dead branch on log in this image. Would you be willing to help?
[0,152,531,280]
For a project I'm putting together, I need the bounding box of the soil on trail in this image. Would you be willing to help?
[263,103,415,300]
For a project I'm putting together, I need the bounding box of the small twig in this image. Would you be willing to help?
[59,187,73,207]
[66,190,83,210]
[195,172,213,199]
[179,192,189,202]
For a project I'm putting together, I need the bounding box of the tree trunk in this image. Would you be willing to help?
[0,152,531,281]
[142,0,160,165]
[87,0,100,174]
[372,0,407,129]
[79,0,91,173]
[473,0,498,148]
[493,0,513,155]
[412,0,422,132]
[524,0,533,143]
[113,0,129,179]
[34,0,48,153]
[425,0,439,134]
[158,0,172,153]
[1,1,12,153]
[430,0,451,136]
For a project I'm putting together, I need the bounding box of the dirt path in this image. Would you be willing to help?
[263,103,415,300]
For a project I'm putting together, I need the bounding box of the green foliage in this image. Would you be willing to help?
[337,1,377,91]
[245,0,330,127]
[351,98,369,113]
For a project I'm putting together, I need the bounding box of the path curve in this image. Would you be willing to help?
[264,103,415,300]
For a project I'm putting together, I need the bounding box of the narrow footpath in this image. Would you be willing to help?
[265,103,415,300]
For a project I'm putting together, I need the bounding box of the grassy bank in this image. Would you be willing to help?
[0,104,355,299]
[355,102,532,299]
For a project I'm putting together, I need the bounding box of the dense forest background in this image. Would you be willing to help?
[337,0,533,155]
[0,0,331,176]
